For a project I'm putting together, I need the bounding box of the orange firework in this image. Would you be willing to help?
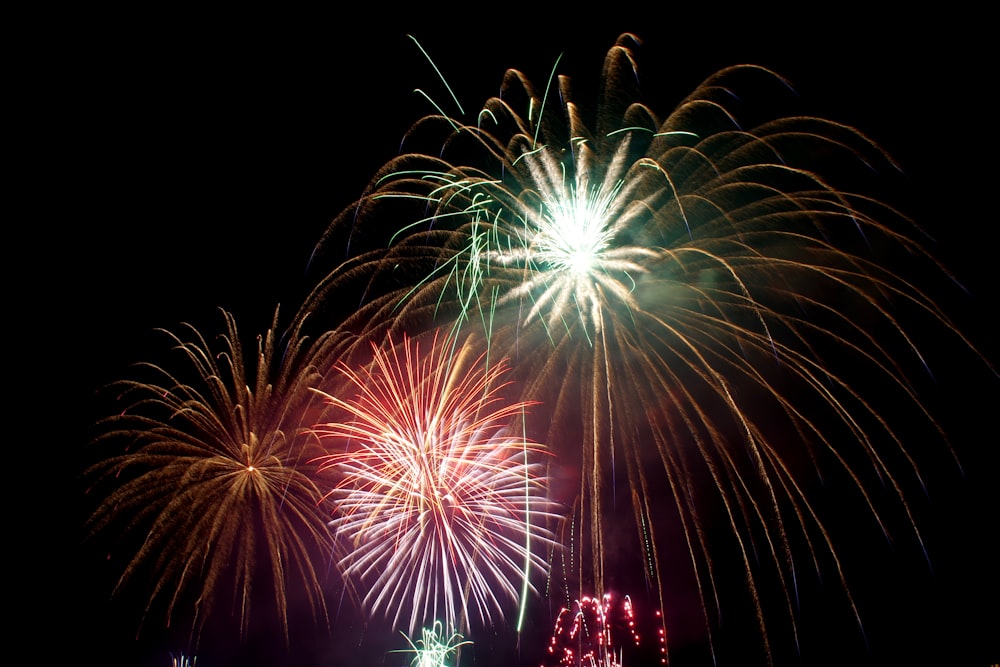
[83,308,349,651]
[296,32,993,663]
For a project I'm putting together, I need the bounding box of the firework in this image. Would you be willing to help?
[84,308,347,649]
[297,32,993,661]
[393,621,472,667]
[311,330,562,635]
[543,593,666,667]
[169,653,197,667]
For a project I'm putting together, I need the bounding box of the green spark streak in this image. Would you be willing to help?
[408,35,465,116]
[532,52,563,149]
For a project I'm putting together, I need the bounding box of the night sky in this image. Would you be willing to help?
[38,8,997,667]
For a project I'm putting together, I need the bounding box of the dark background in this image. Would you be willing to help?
[26,7,997,667]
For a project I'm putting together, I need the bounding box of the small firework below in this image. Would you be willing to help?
[542,593,666,666]
[393,621,471,667]
[169,653,197,667]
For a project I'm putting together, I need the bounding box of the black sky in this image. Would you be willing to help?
[35,8,997,667]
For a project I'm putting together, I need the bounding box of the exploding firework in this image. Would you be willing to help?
[84,308,347,649]
[543,592,666,667]
[393,621,472,667]
[297,32,993,661]
[311,330,563,635]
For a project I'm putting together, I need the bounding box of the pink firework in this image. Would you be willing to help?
[312,330,562,634]
[543,593,667,667]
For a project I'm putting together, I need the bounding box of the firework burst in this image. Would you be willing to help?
[311,330,562,635]
[393,620,472,667]
[543,592,666,667]
[84,308,347,649]
[297,32,993,662]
